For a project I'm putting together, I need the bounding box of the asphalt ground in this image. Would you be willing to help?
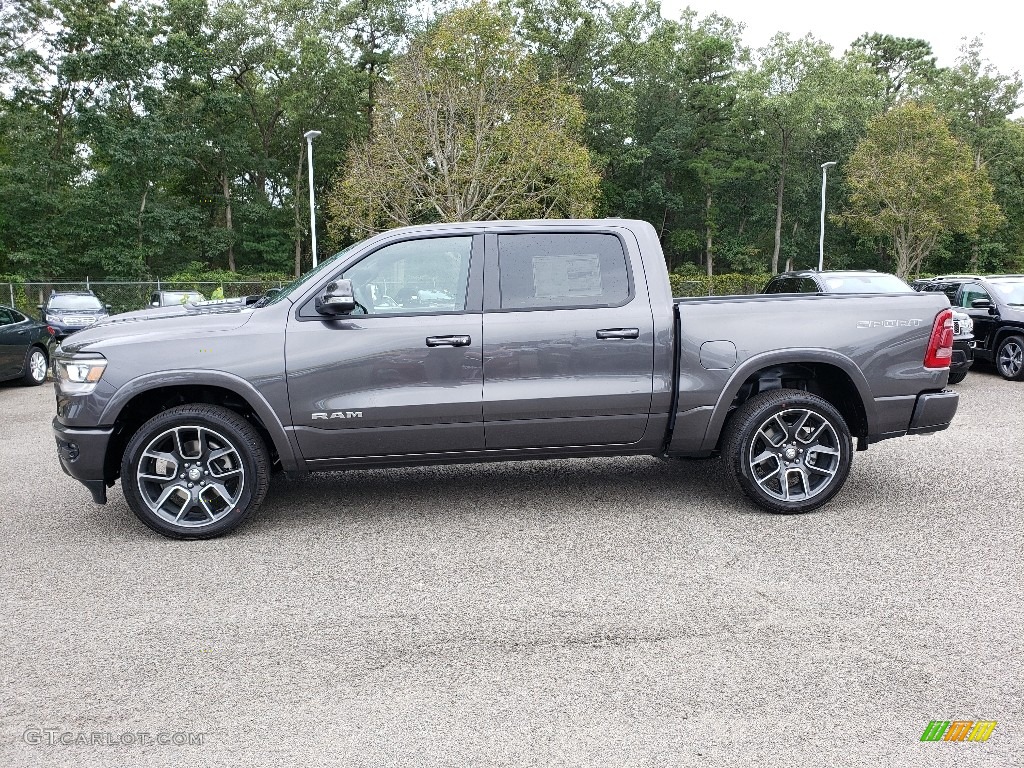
[0,365,1021,767]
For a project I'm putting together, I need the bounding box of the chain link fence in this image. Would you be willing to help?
[1,280,287,319]
[3,273,772,318]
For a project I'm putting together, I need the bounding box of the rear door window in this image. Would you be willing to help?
[496,233,630,310]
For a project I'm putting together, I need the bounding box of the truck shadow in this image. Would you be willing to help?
[251,455,747,534]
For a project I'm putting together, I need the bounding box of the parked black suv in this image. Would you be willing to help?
[766,270,975,384]
[913,275,1024,380]
[39,291,110,341]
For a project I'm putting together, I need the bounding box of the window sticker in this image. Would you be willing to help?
[533,254,603,299]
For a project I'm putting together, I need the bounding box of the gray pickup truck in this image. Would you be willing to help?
[52,219,959,538]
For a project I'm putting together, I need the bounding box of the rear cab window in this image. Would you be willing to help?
[495,233,631,310]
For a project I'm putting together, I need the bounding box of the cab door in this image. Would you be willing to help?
[285,235,484,462]
[481,230,656,450]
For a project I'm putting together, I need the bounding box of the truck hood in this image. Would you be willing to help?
[59,302,255,352]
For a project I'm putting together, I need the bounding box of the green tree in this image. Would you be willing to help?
[839,102,1001,278]
[743,33,881,274]
[328,2,599,237]
[931,38,1022,271]
[848,33,937,106]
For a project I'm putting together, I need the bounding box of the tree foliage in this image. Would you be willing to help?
[0,0,1023,282]
[327,2,599,237]
[839,102,1002,278]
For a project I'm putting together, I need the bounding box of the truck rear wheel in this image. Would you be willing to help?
[723,389,852,514]
[120,404,270,539]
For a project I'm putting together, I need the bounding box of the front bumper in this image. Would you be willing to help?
[907,390,959,435]
[53,418,113,504]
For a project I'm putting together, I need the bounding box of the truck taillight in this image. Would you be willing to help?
[924,308,954,368]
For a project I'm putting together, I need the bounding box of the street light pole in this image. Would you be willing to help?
[818,161,838,271]
[304,130,322,268]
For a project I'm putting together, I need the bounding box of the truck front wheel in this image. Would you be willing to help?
[722,389,852,514]
[120,404,270,539]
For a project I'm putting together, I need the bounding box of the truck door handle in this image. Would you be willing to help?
[426,335,471,347]
[596,328,639,339]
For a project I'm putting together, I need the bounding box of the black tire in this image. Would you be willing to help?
[722,388,853,514]
[947,368,968,385]
[120,404,270,539]
[21,346,48,386]
[995,334,1024,381]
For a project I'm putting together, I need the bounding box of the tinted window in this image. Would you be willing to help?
[0,308,14,325]
[48,294,103,311]
[341,236,472,314]
[497,233,629,309]
[925,282,961,301]
[764,278,800,294]
[958,283,990,308]
[820,274,913,293]
[799,278,821,293]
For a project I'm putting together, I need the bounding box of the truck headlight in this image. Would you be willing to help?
[55,356,107,393]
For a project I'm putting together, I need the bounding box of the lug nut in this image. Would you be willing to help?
[188,483,194,488]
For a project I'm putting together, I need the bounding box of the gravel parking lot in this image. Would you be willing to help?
[1,367,1021,767]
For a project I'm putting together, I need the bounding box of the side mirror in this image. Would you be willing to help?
[315,279,356,315]
[970,298,992,309]
[151,301,159,307]
[264,287,281,299]
[105,304,111,310]
[37,304,44,311]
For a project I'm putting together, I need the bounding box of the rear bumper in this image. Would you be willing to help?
[53,418,113,504]
[907,390,959,435]
[951,339,975,373]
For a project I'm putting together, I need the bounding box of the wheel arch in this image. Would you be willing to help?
[701,350,873,453]
[993,325,1024,351]
[100,371,299,481]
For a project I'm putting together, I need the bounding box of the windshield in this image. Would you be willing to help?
[990,280,1024,305]
[257,242,361,307]
[821,274,914,294]
[48,295,103,311]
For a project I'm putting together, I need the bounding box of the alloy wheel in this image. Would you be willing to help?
[28,350,47,382]
[136,425,246,528]
[747,408,842,503]
[998,339,1023,379]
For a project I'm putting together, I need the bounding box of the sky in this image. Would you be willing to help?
[661,0,1023,79]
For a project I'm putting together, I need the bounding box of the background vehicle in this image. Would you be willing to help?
[0,305,55,386]
[150,290,205,307]
[52,219,958,539]
[762,270,915,295]
[765,270,974,384]
[38,290,110,340]
[913,275,1024,380]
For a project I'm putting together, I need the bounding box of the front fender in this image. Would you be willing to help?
[99,369,300,472]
